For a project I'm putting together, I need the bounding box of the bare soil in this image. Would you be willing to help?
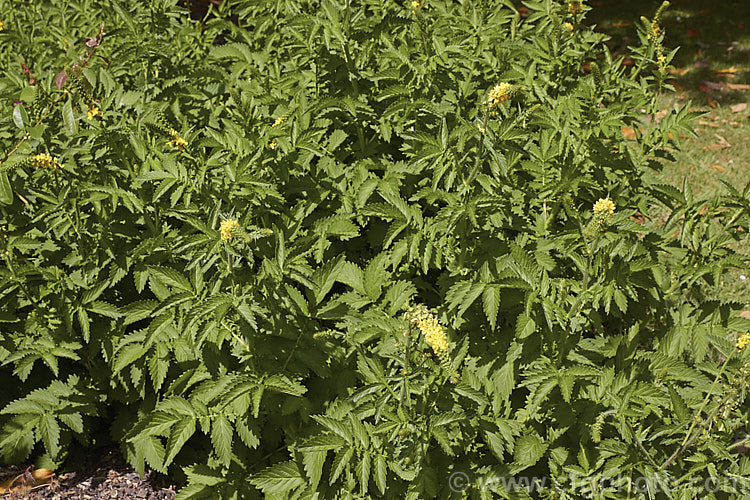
[0,448,178,499]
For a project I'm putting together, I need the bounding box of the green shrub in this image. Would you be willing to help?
[1,0,750,498]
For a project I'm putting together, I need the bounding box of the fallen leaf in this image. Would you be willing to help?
[686,28,701,37]
[709,164,726,172]
[715,67,739,76]
[612,21,631,27]
[740,310,750,319]
[655,109,669,122]
[699,81,724,92]
[670,81,684,91]
[702,134,732,151]
[698,119,719,128]
[730,103,747,113]
[622,127,637,140]
[622,59,635,67]
[0,468,54,494]
[707,97,718,108]
[668,67,689,76]
[727,83,750,91]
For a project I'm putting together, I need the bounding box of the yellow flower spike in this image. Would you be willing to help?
[269,139,278,150]
[0,19,5,31]
[411,0,423,11]
[87,105,102,120]
[404,305,450,358]
[736,333,750,350]
[271,116,285,127]
[167,136,188,151]
[487,83,513,109]
[569,1,582,15]
[593,198,615,218]
[219,218,241,241]
[591,198,615,233]
[30,153,61,171]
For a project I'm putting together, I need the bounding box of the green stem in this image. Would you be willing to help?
[661,353,733,469]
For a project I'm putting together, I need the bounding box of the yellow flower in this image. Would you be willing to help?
[167,136,188,151]
[569,1,582,14]
[657,52,667,68]
[271,116,285,127]
[411,0,423,10]
[0,20,5,31]
[487,83,513,108]
[30,153,60,171]
[564,22,574,35]
[269,139,278,150]
[404,305,450,357]
[87,105,102,120]
[593,198,615,218]
[737,333,750,350]
[219,218,240,241]
[651,20,661,39]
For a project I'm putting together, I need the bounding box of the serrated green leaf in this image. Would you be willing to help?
[211,414,233,466]
[514,434,547,467]
[250,461,306,495]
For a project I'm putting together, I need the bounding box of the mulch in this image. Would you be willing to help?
[0,448,178,499]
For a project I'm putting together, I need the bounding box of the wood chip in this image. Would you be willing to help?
[710,164,727,172]
[730,103,748,113]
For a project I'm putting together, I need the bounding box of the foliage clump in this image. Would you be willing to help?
[1,0,750,498]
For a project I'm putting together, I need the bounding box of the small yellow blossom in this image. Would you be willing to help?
[487,83,513,108]
[219,218,240,241]
[30,153,60,171]
[569,1,582,15]
[87,105,102,120]
[651,21,661,39]
[593,198,615,218]
[737,333,750,350]
[411,0,423,10]
[271,116,285,127]
[167,136,188,151]
[657,52,667,68]
[0,19,5,31]
[269,139,278,150]
[564,22,574,35]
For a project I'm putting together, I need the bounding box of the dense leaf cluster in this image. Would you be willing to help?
[1,0,750,498]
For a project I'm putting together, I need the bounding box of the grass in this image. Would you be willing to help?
[588,0,750,196]
[586,0,750,306]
